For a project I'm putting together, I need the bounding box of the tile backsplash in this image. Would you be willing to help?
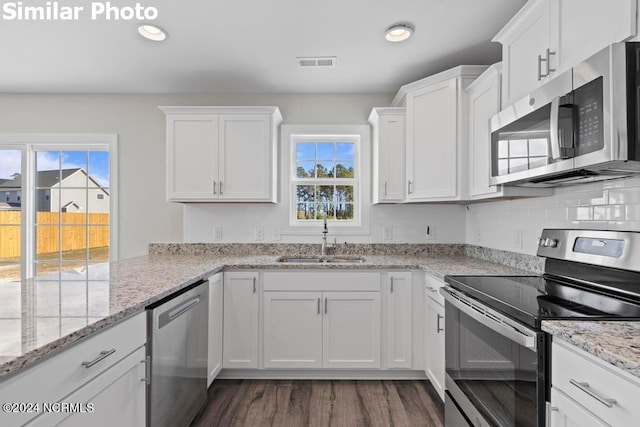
[465,176,640,255]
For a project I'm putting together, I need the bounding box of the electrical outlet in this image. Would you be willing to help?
[383,226,393,241]
[255,227,264,241]
[425,225,435,240]
[513,229,523,249]
[213,227,223,241]
[272,227,281,241]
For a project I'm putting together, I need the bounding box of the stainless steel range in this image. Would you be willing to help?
[442,229,640,427]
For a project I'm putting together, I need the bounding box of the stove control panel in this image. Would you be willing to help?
[538,237,559,248]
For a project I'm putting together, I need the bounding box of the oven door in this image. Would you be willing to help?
[441,287,546,427]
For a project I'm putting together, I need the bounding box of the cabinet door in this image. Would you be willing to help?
[322,292,381,369]
[550,387,609,427]
[218,114,273,201]
[263,291,323,368]
[376,114,406,203]
[386,272,412,368]
[499,0,551,106]
[166,114,219,201]
[223,272,259,368]
[27,347,146,427]
[554,0,636,73]
[207,273,223,386]
[406,79,458,201]
[425,295,445,401]
[468,67,502,199]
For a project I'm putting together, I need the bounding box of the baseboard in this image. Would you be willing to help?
[216,369,428,380]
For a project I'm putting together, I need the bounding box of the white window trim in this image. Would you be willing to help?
[0,134,119,279]
[280,124,371,236]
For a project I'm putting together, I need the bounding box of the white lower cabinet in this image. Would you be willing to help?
[263,291,323,368]
[323,292,381,369]
[424,291,445,401]
[386,272,412,368]
[549,388,608,427]
[27,347,147,427]
[207,272,224,386]
[0,313,147,427]
[550,339,640,427]
[223,272,259,369]
[263,290,381,369]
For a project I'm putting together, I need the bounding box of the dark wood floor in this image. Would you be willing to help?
[191,380,444,427]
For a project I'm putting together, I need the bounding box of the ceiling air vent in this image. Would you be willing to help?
[297,56,337,69]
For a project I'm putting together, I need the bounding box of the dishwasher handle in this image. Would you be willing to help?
[158,296,201,329]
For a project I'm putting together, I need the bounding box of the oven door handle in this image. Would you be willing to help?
[440,287,538,350]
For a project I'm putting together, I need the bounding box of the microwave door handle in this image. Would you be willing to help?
[550,96,562,160]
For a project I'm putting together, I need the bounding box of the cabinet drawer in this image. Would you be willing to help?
[552,340,640,426]
[263,271,381,292]
[424,273,445,305]
[0,312,146,426]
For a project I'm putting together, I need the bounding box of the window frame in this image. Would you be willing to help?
[281,124,371,236]
[291,135,359,225]
[0,134,118,279]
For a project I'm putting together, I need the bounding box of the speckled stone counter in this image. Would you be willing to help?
[0,251,534,380]
[542,321,640,379]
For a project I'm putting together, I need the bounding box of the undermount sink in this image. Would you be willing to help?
[276,256,366,264]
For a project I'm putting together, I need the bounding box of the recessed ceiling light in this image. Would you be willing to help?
[384,24,414,42]
[138,24,167,42]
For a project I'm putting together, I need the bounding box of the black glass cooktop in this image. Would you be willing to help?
[444,275,640,328]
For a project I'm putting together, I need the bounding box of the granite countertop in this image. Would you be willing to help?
[0,251,531,380]
[542,320,640,379]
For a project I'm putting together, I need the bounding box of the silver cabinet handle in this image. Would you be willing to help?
[317,297,321,315]
[82,349,116,368]
[407,180,412,194]
[436,314,444,333]
[390,276,394,293]
[569,379,617,407]
[219,181,223,194]
[140,355,151,384]
[384,181,388,196]
[213,180,217,195]
[324,297,328,314]
[546,48,556,74]
[252,277,256,293]
[538,54,545,81]
[545,402,559,427]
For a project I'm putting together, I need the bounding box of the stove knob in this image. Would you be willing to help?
[544,238,558,248]
[538,237,546,246]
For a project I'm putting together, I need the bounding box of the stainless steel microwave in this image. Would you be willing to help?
[490,42,640,187]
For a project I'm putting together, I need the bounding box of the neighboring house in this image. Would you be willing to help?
[0,169,109,213]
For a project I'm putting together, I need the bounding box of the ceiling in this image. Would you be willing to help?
[0,0,526,94]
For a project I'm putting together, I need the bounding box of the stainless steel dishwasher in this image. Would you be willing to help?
[146,280,208,427]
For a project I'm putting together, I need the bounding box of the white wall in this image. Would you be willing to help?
[185,202,466,244]
[1,92,423,258]
[465,176,640,255]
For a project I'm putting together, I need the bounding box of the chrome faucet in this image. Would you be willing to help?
[321,216,329,256]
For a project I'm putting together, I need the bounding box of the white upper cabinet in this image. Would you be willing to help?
[396,66,487,202]
[493,0,552,107]
[495,0,638,108]
[553,0,637,74]
[369,108,406,203]
[466,64,551,200]
[161,106,282,203]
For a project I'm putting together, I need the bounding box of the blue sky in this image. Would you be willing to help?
[0,150,109,187]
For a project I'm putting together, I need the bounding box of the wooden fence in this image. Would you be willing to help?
[0,212,109,258]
